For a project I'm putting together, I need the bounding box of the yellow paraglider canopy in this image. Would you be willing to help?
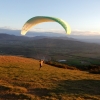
[21,16,71,35]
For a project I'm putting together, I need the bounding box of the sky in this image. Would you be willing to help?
[0,0,100,37]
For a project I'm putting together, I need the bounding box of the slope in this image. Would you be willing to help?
[0,55,100,100]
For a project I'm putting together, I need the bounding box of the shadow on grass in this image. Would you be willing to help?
[0,80,100,99]
[30,79,100,96]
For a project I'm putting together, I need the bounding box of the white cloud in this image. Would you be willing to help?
[27,28,100,35]
[0,27,100,36]
[71,30,100,36]
[30,28,66,34]
[0,26,20,30]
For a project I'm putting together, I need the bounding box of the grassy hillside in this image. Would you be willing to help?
[0,55,100,100]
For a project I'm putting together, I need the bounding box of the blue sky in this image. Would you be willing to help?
[0,0,100,36]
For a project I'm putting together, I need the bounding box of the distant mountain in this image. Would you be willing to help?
[0,33,29,40]
[78,38,100,44]
[69,35,100,44]
[0,33,100,60]
[0,33,77,41]
[1,28,100,44]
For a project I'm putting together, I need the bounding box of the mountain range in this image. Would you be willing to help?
[0,33,100,60]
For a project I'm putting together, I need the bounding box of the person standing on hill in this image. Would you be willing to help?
[39,59,44,70]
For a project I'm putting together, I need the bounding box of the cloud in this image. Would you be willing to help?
[30,28,66,34]
[71,30,100,36]
[27,28,100,36]
[0,27,100,38]
[0,26,20,30]
[0,27,21,36]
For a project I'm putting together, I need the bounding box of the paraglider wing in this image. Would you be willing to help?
[21,16,71,35]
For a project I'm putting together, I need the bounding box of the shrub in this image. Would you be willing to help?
[88,65,100,74]
[45,61,77,70]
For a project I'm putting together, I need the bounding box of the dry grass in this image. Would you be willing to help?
[0,55,100,100]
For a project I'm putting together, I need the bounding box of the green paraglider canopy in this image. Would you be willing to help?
[21,16,71,35]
